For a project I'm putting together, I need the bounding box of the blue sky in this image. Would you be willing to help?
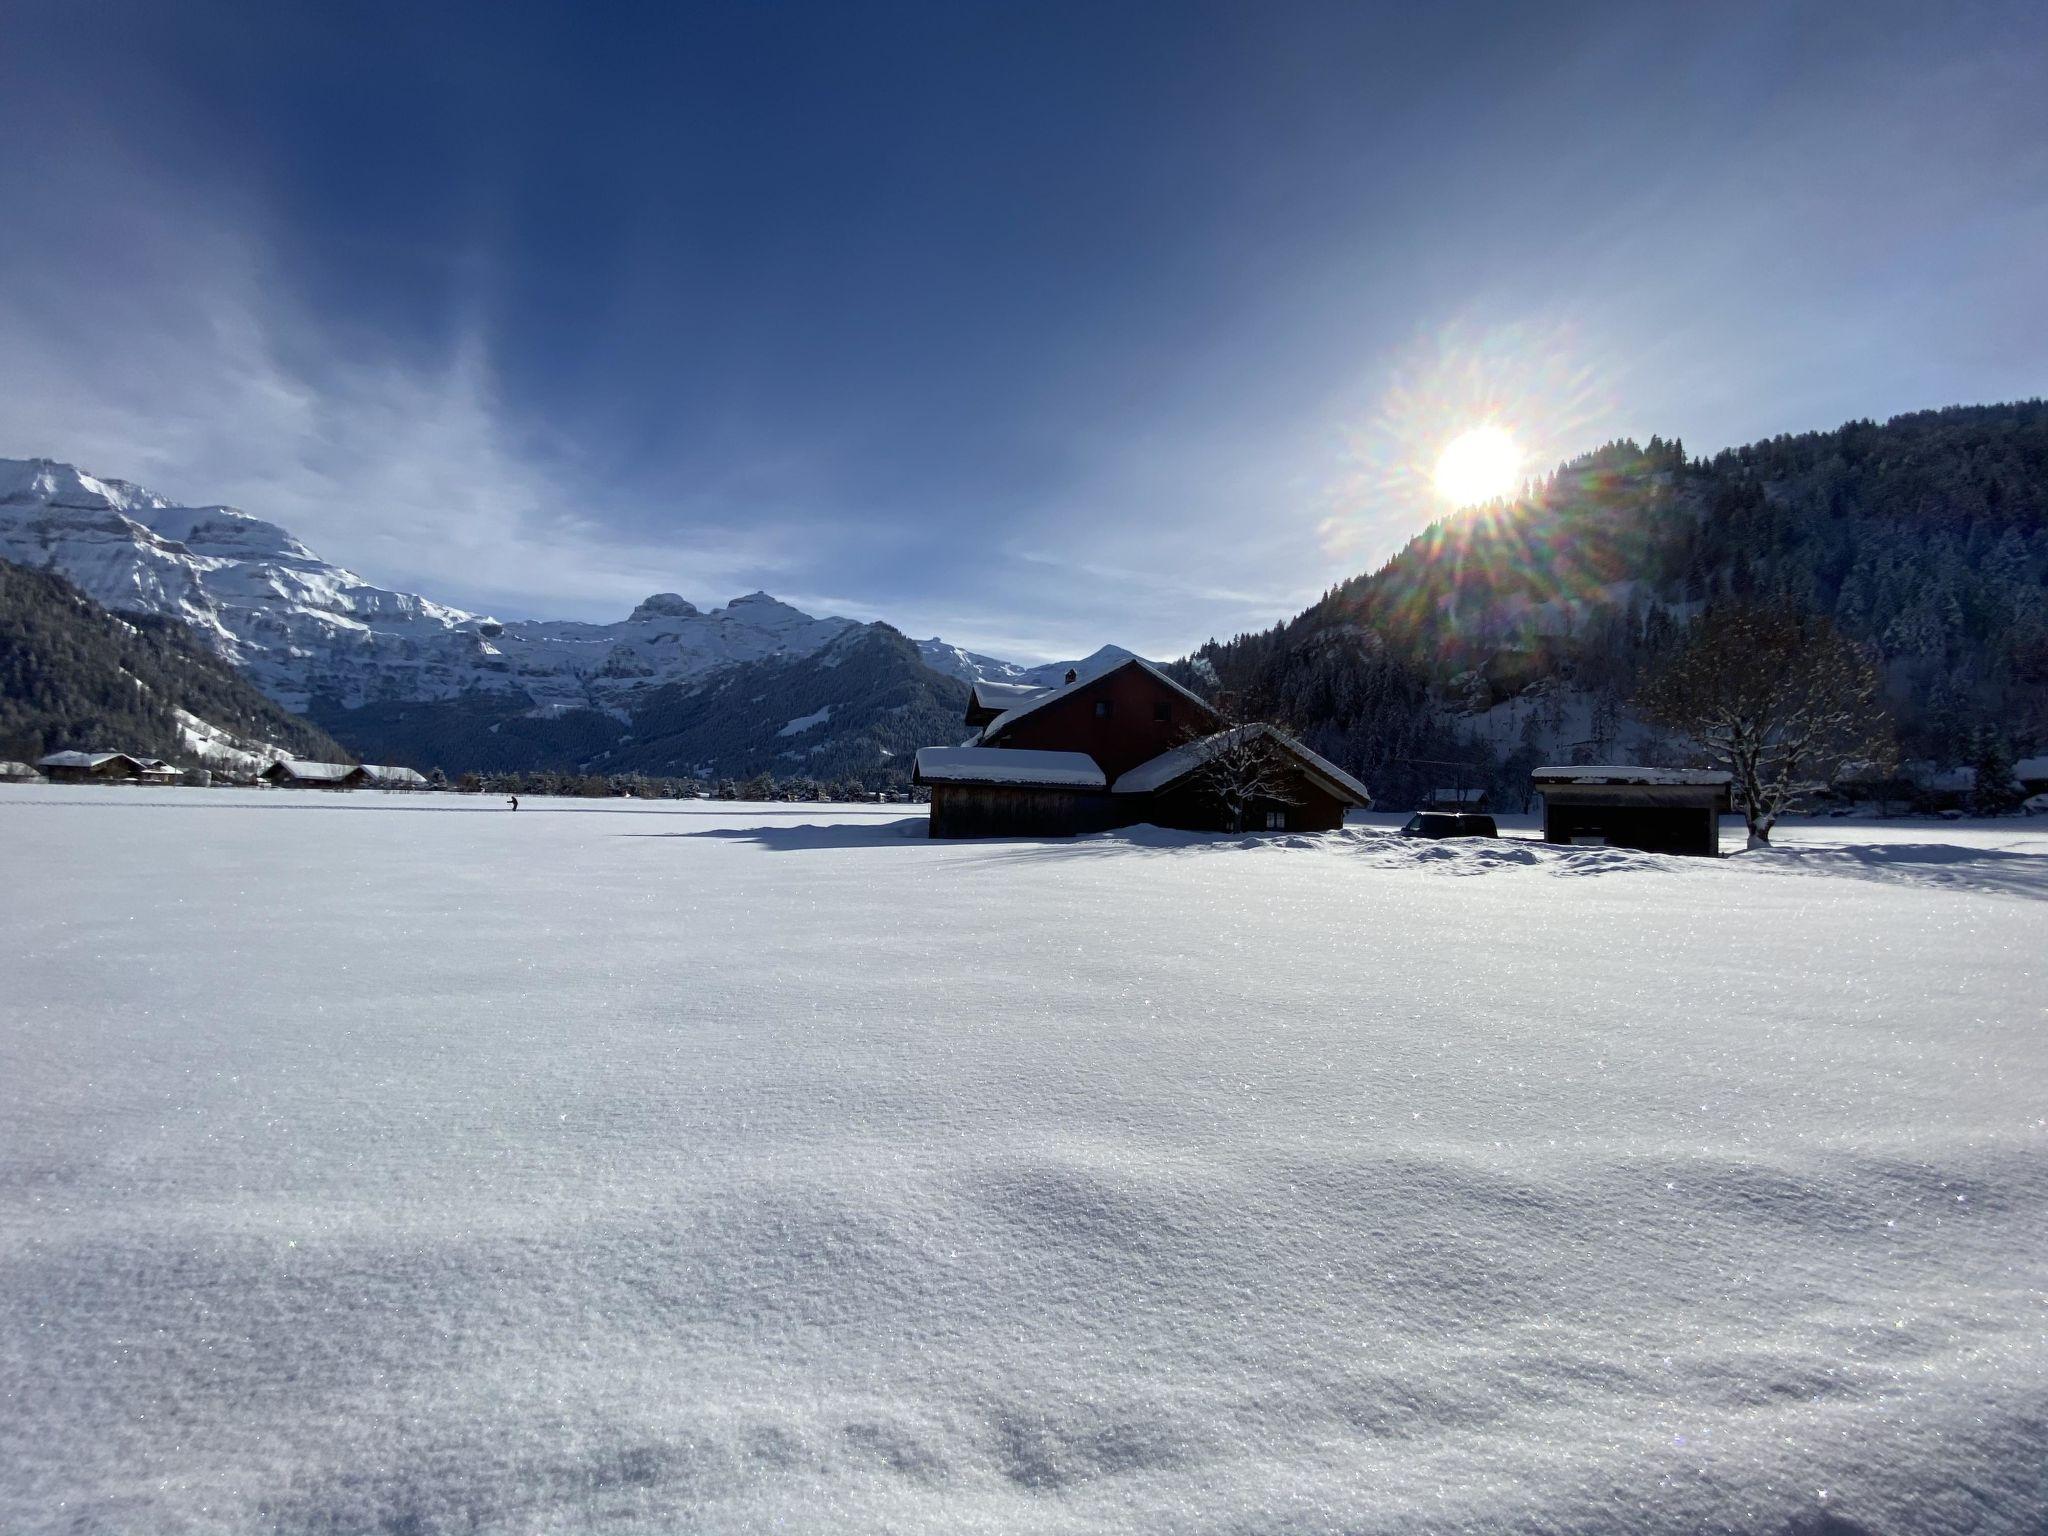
[2,1,2044,661]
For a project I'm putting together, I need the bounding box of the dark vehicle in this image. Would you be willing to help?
[1400,811,1498,839]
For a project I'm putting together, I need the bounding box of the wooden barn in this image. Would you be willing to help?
[913,657,1371,838]
[35,750,175,784]
[1533,765,1732,856]
[262,759,357,789]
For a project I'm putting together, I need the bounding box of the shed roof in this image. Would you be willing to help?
[268,759,355,782]
[912,747,1106,789]
[979,657,1214,742]
[1111,725,1372,806]
[1533,765,1731,786]
[2015,756,2048,781]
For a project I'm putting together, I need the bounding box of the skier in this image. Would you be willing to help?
[508,794,519,812]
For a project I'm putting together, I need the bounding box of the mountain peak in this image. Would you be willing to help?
[629,592,700,621]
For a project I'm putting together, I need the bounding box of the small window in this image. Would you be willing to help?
[1095,700,1113,718]
[1154,702,1171,722]
[1265,810,1286,830]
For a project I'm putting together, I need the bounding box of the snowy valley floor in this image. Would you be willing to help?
[1,787,2045,1535]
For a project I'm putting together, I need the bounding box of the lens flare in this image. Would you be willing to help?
[1433,425,1521,507]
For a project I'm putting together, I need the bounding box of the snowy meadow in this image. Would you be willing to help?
[2,787,2044,1535]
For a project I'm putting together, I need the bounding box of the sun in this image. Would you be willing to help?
[1433,424,1522,507]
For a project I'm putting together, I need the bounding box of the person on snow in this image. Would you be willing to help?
[508,794,519,812]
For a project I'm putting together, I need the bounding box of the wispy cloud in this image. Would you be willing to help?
[0,187,789,621]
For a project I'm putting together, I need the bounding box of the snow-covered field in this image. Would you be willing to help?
[2,786,2044,1535]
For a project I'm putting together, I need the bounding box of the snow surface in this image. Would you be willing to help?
[912,746,1106,787]
[777,704,834,737]
[2,788,2045,1534]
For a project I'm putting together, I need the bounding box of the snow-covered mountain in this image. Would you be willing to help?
[0,457,1155,779]
[0,457,896,713]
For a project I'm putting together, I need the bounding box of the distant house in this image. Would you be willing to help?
[1532,765,1732,856]
[913,657,1371,838]
[261,759,356,789]
[350,764,430,791]
[2015,757,2048,796]
[0,759,40,782]
[36,750,177,785]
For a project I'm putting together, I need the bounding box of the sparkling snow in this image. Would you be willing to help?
[2,787,2044,1534]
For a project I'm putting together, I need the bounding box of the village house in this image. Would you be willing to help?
[1532,765,1732,856]
[35,750,180,785]
[913,657,1371,838]
[261,759,357,790]
[351,764,431,791]
[0,760,40,782]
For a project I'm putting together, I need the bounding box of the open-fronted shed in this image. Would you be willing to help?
[1534,765,1731,856]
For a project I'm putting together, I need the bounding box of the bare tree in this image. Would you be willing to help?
[1178,698,1306,833]
[1635,605,1893,848]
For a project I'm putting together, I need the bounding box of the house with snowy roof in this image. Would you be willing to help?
[261,759,357,789]
[36,750,179,784]
[350,764,431,790]
[912,656,1370,838]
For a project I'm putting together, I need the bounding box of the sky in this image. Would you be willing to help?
[2,1,2045,663]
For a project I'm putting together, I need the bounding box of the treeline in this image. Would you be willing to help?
[455,768,922,801]
[1189,402,2048,808]
[0,557,348,764]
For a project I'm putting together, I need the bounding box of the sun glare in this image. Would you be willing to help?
[1434,424,1522,507]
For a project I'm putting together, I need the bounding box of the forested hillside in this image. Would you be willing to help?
[0,558,348,764]
[1185,402,2048,808]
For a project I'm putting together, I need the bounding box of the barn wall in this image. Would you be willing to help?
[985,668,1210,780]
[927,785,1122,839]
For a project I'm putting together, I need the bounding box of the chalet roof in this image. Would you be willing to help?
[978,657,1214,743]
[969,679,1053,711]
[37,750,142,770]
[267,759,355,782]
[2014,756,2048,781]
[358,764,429,786]
[1111,725,1372,806]
[912,747,1106,789]
[1533,765,1732,786]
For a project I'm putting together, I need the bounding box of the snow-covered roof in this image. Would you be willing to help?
[36,750,140,769]
[1111,725,1372,806]
[2014,756,2048,782]
[267,759,355,782]
[1533,765,1732,786]
[912,747,1106,789]
[0,760,38,777]
[979,657,1214,743]
[969,680,1052,710]
[358,764,429,786]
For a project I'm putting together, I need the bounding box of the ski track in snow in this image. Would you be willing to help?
[1,790,2044,1535]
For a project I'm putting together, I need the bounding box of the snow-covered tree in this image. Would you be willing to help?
[1636,605,1893,848]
